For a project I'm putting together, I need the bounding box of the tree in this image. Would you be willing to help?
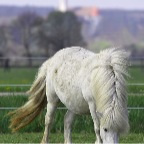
[0,25,7,50]
[11,12,43,66]
[0,25,14,56]
[36,11,85,56]
[0,25,7,66]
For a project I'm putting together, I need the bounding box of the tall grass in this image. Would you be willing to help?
[129,67,144,83]
[0,67,143,84]
[0,67,143,134]
[0,133,144,143]
[0,95,143,134]
[0,68,37,84]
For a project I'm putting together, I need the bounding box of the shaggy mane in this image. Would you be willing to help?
[91,48,130,134]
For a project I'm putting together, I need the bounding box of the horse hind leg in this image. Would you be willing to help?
[41,101,58,144]
[64,110,75,144]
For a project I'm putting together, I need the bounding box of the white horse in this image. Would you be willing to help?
[9,47,129,144]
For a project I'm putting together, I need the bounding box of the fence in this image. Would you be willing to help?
[130,57,144,67]
[0,57,47,68]
[0,83,144,96]
[0,83,144,110]
[0,57,144,111]
[0,56,144,67]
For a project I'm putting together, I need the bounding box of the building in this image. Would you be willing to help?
[58,0,68,12]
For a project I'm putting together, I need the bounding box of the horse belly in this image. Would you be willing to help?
[56,88,89,114]
[53,69,89,114]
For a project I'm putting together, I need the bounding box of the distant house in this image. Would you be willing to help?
[72,7,101,41]
[73,7,99,19]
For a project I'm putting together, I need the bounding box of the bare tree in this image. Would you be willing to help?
[0,25,7,56]
[11,12,43,66]
[36,11,85,56]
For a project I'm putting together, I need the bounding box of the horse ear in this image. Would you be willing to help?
[96,111,103,119]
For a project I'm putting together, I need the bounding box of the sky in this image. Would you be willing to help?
[0,0,144,10]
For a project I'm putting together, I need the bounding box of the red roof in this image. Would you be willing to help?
[74,7,99,17]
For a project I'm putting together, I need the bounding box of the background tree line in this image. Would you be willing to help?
[0,11,85,66]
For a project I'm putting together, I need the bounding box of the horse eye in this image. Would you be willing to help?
[104,128,108,132]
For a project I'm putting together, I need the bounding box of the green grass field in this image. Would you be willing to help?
[0,133,143,143]
[0,67,143,93]
[0,67,144,143]
[0,67,143,84]
[129,67,144,83]
[0,95,143,133]
[0,68,37,84]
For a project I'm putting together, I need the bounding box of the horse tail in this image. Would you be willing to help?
[8,60,49,132]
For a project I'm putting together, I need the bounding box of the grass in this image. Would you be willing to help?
[0,67,143,143]
[0,68,37,84]
[129,67,144,83]
[0,95,144,134]
[0,132,143,143]
[0,86,30,92]
[0,67,143,84]
[0,67,143,94]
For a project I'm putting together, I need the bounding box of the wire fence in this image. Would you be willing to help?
[0,56,144,67]
[0,83,144,96]
[0,83,143,110]
[0,56,144,111]
[0,107,144,110]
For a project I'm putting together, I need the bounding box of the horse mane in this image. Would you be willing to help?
[91,48,130,134]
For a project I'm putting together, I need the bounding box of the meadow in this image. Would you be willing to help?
[0,67,144,143]
[0,133,144,143]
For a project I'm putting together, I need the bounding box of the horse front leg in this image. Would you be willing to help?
[64,110,75,144]
[41,102,58,144]
[88,102,102,144]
